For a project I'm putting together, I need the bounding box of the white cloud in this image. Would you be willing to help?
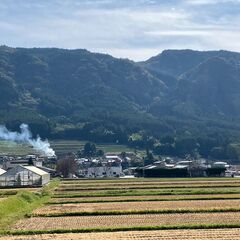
[145,30,210,36]
[184,0,240,5]
[0,0,240,60]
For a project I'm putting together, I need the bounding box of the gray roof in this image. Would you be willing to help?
[23,166,49,176]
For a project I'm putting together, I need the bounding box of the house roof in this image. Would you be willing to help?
[0,168,6,175]
[23,166,49,176]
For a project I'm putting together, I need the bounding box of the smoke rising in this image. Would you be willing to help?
[0,124,55,157]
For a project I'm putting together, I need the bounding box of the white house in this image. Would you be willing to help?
[213,162,229,168]
[0,165,50,187]
[86,165,123,178]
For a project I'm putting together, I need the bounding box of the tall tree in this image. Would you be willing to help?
[56,154,77,178]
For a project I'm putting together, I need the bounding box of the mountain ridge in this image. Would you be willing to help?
[1,46,240,145]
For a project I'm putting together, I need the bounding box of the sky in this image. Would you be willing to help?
[0,0,240,61]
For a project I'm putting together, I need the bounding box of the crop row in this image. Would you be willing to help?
[12,212,240,231]
[61,178,240,184]
[53,188,240,198]
[59,180,240,187]
[49,193,240,204]
[3,229,240,240]
[34,199,240,215]
[56,184,240,191]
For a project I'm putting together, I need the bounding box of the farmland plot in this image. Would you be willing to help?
[12,212,240,230]
[61,178,240,184]
[34,199,240,215]
[49,193,240,204]
[60,180,240,187]
[53,187,240,198]
[57,183,240,191]
[2,229,240,240]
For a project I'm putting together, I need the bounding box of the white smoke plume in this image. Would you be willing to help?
[0,124,55,157]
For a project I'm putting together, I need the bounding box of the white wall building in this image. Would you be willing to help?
[86,165,123,178]
[0,165,50,187]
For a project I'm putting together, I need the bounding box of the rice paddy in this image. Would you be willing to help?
[2,229,240,240]
[33,199,240,216]
[4,177,240,239]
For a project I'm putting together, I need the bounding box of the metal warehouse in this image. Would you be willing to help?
[0,165,50,187]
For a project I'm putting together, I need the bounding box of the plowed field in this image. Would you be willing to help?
[12,212,240,230]
[2,229,240,240]
[34,199,240,215]
[50,193,240,203]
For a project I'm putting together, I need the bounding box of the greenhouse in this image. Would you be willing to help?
[0,165,50,187]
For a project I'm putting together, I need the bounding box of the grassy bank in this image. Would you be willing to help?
[0,180,59,230]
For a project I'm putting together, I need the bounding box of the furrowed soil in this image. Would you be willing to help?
[2,229,240,240]
[57,184,240,191]
[5,178,240,239]
[49,193,240,203]
[12,212,240,230]
[33,199,240,215]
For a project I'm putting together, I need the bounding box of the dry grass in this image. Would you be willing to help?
[0,188,41,194]
[2,229,240,240]
[49,193,240,203]
[12,212,240,230]
[54,186,240,195]
[61,179,240,185]
[59,181,240,188]
[34,199,240,215]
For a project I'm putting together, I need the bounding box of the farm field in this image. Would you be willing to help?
[49,193,240,203]
[33,199,240,215]
[2,229,240,240]
[57,183,240,190]
[50,140,134,154]
[61,178,240,184]
[0,141,36,156]
[0,140,134,156]
[53,187,240,198]
[12,212,240,230]
[4,178,240,239]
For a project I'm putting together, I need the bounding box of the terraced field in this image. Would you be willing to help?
[50,193,240,203]
[50,140,134,155]
[2,229,240,240]
[33,199,240,215]
[12,212,240,230]
[4,178,240,239]
[0,140,134,156]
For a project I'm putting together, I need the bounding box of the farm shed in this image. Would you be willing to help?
[0,165,50,187]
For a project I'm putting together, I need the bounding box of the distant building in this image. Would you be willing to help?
[2,155,43,170]
[105,155,123,163]
[0,165,50,187]
[86,165,123,178]
[213,161,229,168]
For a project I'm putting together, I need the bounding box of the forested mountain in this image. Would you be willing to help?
[1,46,240,159]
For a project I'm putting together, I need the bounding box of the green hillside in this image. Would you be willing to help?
[1,46,240,160]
